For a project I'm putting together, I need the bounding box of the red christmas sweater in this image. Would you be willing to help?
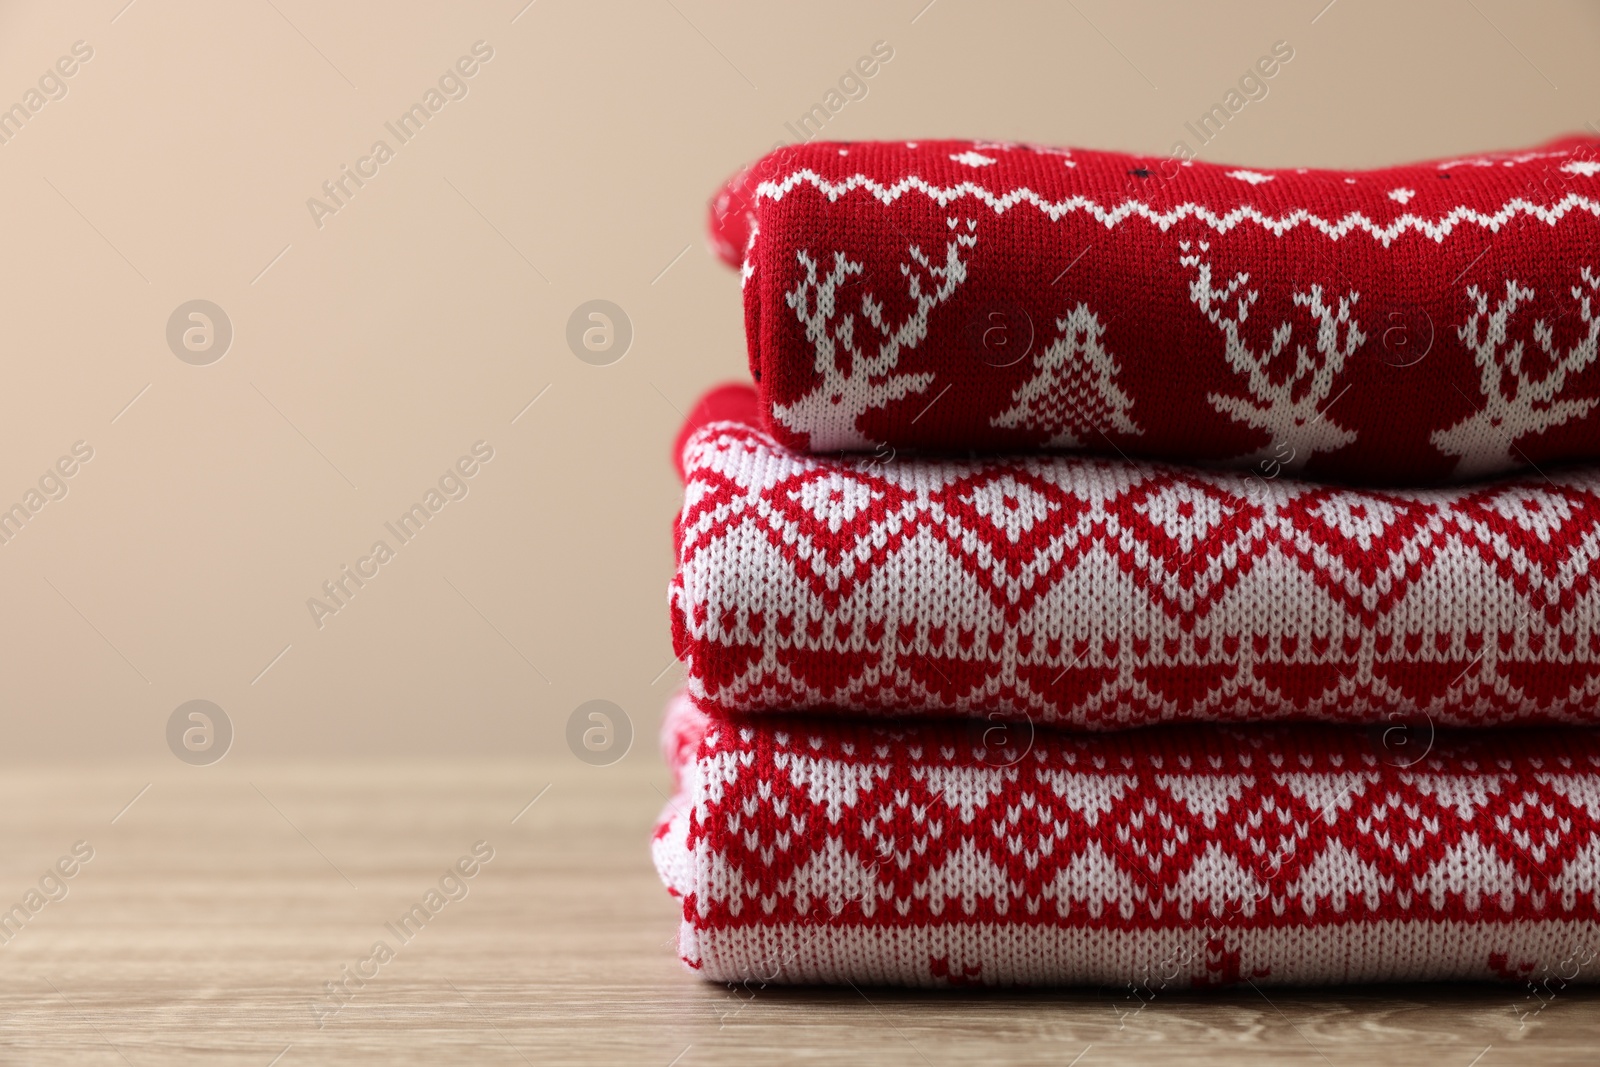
[709,137,1600,483]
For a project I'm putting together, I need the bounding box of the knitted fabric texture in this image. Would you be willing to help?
[672,386,1600,729]
[653,693,1600,988]
[709,136,1600,483]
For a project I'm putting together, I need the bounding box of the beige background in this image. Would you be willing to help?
[0,0,1594,764]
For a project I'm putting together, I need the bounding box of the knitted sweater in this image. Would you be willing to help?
[709,137,1600,483]
[672,385,1600,729]
[653,693,1600,988]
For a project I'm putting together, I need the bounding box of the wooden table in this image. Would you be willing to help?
[1,761,1593,1065]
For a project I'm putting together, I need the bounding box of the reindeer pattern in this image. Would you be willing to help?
[1178,240,1364,471]
[770,220,1600,477]
[771,218,978,450]
[1432,268,1600,478]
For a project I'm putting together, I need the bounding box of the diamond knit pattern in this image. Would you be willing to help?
[672,406,1600,728]
[653,694,1600,987]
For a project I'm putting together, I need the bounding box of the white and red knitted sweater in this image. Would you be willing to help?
[670,135,1600,991]
[672,385,1600,730]
[708,137,1600,483]
[654,693,1600,987]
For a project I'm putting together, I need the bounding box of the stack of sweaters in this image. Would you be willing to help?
[653,136,1600,989]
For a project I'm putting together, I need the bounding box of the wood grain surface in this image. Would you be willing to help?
[0,760,1593,1065]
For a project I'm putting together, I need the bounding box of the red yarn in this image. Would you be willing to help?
[671,381,761,481]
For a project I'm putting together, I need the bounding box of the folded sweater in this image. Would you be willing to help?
[672,385,1600,728]
[654,693,1600,987]
[709,137,1600,483]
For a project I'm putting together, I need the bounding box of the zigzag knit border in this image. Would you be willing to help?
[754,170,1600,245]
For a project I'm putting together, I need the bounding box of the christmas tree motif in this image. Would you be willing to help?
[772,222,978,450]
[989,304,1142,447]
[1431,268,1600,478]
[1180,241,1363,470]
